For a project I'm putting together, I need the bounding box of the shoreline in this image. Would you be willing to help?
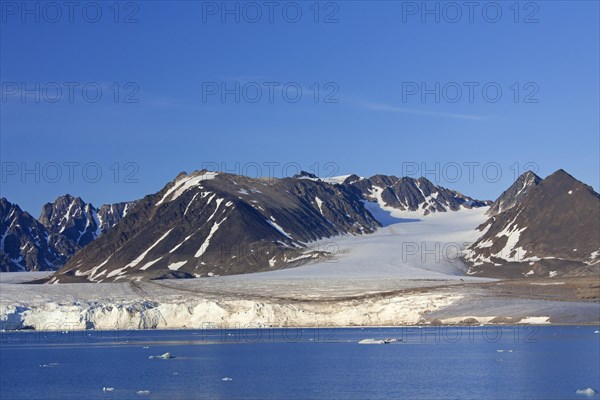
[2,296,598,332]
[0,321,600,340]
[2,275,598,332]
[0,321,600,334]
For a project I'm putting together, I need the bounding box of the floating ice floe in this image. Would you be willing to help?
[222,377,233,381]
[496,350,513,353]
[358,338,399,344]
[102,387,114,392]
[359,339,385,344]
[136,390,151,395]
[39,363,59,368]
[576,388,598,396]
[594,331,599,334]
[149,352,173,360]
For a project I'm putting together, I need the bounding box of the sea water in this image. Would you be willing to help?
[1,326,598,399]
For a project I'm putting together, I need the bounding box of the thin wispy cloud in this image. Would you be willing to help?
[360,101,487,121]
[144,95,203,111]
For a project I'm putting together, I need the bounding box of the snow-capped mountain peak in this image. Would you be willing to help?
[345,175,490,216]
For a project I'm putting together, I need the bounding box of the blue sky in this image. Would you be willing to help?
[1,1,599,215]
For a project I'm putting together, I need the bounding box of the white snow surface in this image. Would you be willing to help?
[321,175,356,184]
[167,261,188,271]
[518,316,550,324]
[248,207,490,280]
[266,219,294,241]
[131,229,173,268]
[315,197,324,214]
[194,217,227,258]
[156,172,218,206]
[0,271,53,284]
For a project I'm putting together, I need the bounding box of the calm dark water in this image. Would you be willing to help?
[1,326,599,400]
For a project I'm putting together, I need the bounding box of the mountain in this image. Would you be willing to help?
[39,195,133,247]
[465,169,600,278]
[0,198,76,271]
[486,171,541,216]
[51,170,491,283]
[343,175,490,215]
[2,171,491,279]
[51,171,382,282]
[97,202,133,233]
[0,196,132,272]
[294,173,490,214]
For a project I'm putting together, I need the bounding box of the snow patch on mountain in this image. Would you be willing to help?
[321,175,355,184]
[167,261,187,271]
[125,229,174,270]
[156,172,218,206]
[195,217,227,258]
[266,218,294,240]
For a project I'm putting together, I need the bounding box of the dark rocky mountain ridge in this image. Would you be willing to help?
[486,171,541,216]
[345,175,490,215]
[39,195,133,247]
[48,170,491,282]
[4,168,597,282]
[465,169,600,278]
[0,198,77,272]
[0,196,132,272]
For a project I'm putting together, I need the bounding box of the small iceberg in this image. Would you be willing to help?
[576,388,598,396]
[222,377,233,381]
[358,338,399,345]
[496,350,514,353]
[149,352,174,360]
[102,387,114,392]
[39,363,60,368]
[359,339,385,344]
[136,390,151,395]
[594,331,599,334]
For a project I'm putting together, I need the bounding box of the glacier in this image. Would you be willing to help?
[1,208,598,331]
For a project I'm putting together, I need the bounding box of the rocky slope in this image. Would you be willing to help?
[342,175,490,215]
[39,195,133,247]
[0,196,132,272]
[51,171,382,282]
[51,170,491,283]
[3,170,492,278]
[0,198,76,271]
[486,171,541,216]
[465,169,600,278]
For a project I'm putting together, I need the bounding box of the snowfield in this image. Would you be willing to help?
[247,206,489,281]
[1,207,598,330]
